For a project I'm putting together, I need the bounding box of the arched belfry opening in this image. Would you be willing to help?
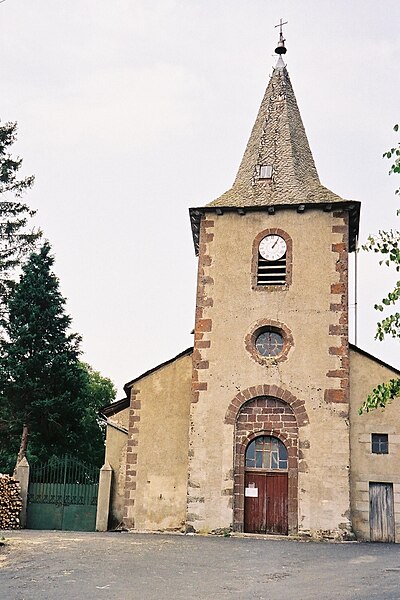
[233,396,299,534]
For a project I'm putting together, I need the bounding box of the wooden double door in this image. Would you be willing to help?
[244,471,288,535]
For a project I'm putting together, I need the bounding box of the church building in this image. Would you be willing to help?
[101,31,400,542]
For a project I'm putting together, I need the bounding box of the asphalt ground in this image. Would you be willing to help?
[1,530,400,600]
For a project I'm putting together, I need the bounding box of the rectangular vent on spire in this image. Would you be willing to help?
[259,165,273,179]
[257,255,286,285]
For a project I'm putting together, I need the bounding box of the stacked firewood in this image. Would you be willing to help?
[0,474,22,529]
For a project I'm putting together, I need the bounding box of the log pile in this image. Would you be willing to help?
[0,474,22,529]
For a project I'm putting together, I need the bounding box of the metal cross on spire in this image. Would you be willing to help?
[275,18,288,35]
[274,18,288,55]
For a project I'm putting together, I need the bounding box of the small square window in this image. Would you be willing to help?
[259,165,272,179]
[371,433,388,454]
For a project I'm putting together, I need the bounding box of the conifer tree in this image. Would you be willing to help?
[0,121,41,310]
[0,242,87,467]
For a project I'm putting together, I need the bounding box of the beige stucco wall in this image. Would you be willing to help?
[127,353,192,531]
[104,407,129,527]
[189,209,351,535]
[349,348,400,541]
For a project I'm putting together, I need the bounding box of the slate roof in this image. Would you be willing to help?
[100,397,130,418]
[99,347,193,418]
[189,54,361,254]
[208,56,345,208]
[123,347,193,394]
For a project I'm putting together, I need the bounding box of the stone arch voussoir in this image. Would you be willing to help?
[224,384,309,428]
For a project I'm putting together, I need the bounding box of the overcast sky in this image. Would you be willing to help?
[1,0,399,396]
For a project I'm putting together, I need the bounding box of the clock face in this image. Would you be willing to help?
[259,235,287,261]
[255,331,284,357]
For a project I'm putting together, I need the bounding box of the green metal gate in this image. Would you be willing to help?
[27,455,99,531]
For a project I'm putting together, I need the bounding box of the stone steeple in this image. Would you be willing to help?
[207,57,343,208]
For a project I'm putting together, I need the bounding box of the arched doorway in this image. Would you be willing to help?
[229,392,302,534]
[244,435,288,534]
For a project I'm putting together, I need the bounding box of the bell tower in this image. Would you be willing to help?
[187,27,360,537]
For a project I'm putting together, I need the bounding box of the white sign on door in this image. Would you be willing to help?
[245,487,258,498]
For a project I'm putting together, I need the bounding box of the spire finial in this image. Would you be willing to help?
[274,18,288,55]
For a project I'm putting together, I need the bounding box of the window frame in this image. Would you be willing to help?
[255,330,285,357]
[371,433,389,455]
[245,435,288,472]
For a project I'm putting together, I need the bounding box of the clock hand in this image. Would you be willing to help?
[272,238,278,248]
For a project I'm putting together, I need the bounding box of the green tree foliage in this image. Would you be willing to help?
[0,243,115,473]
[78,362,117,467]
[0,121,41,310]
[359,124,400,412]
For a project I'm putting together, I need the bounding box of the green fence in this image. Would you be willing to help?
[27,455,99,531]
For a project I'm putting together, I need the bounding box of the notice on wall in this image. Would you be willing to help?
[245,487,258,497]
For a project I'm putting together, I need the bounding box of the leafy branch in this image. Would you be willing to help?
[359,124,400,412]
[359,379,400,413]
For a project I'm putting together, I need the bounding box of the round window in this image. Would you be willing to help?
[255,330,284,357]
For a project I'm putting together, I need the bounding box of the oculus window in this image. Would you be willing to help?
[255,330,284,357]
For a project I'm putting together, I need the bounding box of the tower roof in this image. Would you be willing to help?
[207,58,344,208]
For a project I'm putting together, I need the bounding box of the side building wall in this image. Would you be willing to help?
[350,348,400,541]
[124,352,192,531]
